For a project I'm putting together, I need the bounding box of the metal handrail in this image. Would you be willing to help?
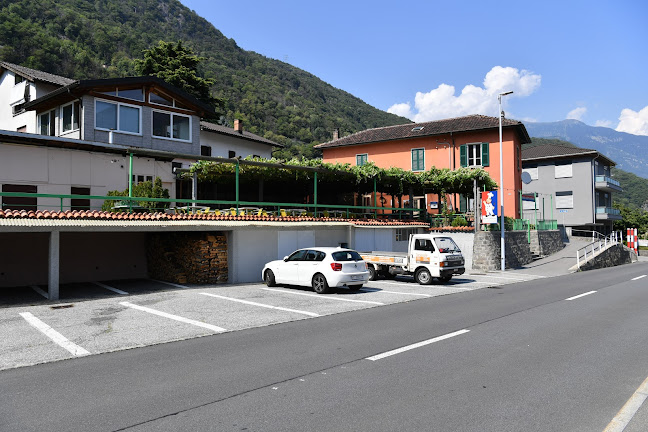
[576,231,621,269]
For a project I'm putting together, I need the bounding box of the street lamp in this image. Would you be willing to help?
[498,91,513,271]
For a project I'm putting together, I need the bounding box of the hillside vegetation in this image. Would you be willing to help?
[0,0,410,157]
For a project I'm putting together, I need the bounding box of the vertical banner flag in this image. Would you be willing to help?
[481,190,498,224]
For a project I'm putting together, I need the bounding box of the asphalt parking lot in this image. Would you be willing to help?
[0,271,547,371]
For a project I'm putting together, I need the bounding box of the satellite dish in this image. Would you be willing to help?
[521,172,532,184]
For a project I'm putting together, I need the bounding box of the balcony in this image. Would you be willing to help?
[595,206,622,221]
[595,175,622,193]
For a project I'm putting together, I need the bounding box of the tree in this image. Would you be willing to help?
[134,40,222,116]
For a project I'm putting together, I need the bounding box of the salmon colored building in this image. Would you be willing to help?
[314,115,531,218]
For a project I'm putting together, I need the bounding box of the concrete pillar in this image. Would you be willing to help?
[48,231,60,300]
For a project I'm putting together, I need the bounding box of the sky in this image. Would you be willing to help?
[180,0,648,136]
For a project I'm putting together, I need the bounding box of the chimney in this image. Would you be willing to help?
[234,119,243,133]
[332,128,339,140]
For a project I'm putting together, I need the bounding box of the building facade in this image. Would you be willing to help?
[521,144,622,235]
[315,115,531,218]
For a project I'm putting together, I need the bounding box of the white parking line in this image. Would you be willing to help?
[261,288,385,305]
[30,285,48,299]
[360,288,431,297]
[565,291,597,301]
[151,279,190,289]
[604,375,648,432]
[19,312,90,357]
[631,275,646,281]
[199,293,320,317]
[93,282,128,295]
[119,302,226,332]
[366,329,470,361]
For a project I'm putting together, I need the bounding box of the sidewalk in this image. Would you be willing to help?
[500,238,594,278]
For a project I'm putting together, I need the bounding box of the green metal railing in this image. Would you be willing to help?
[536,220,558,230]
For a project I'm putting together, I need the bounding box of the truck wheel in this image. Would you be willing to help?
[348,284,363,291]
[264,269,276,287]
[438,275,452,283]
[312,273,332,294]
[368,266,378,281]
[415,268,433,285]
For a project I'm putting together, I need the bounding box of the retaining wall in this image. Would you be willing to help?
[578,244,637,271]
[472,231,534,271]
[529,230,564,256]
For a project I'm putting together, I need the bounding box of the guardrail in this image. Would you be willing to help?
[576,231,621,270]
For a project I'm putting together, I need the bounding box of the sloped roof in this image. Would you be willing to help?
[23,76,215,117]
[0,61,74,86]
[522,144,616,166]
[314,114,531,149]
[200,121,282,147]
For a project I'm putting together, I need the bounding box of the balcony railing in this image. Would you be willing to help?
[595,175,620,186]
[596,206,620,215]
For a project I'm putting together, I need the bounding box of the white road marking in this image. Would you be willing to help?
[199,293,320,317]
[261,288,385,305]
[150,279,190,289]
[603,375,648,432]
[565,291,597,301]
[19,312,90,357]
[30,285,48,299]
[366,329,470,361]
[119,302,226,332]
[631,275,646,281]
[93,282,128,295]
[360,288,431,297]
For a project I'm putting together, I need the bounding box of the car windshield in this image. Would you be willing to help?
[434,237,460,253]
[332,250,363,261]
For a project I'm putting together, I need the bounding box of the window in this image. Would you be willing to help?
[17,125,26,133]
[149,90,188,109]
[556,191,573,208]
[411,148,425,171]
[96,100,141,134]
[71,187,90,210]
[356,153,368,166]
[12,103,24,115]
[555,162,572,178]
[228,150,236,158]
[460,143,490,167]
[15,74,24,85]
[98,88,144,101]
[523,166,538,180]
[201,146,212,156]
[61,101,80,133]
[152,110,191,141]
[132,175,153,184]
[39,111,56,136]
[2,184,37,211]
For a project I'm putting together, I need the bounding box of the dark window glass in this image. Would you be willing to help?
[71,187,90,210]
[332,250,363,261]
[2,184,37,211]
[201,146,212,156]
[287,250,308,261]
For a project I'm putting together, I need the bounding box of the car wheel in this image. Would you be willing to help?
[438,275,452,283]
[348,284,363,291]
[415,268,433,285]
[367,266,377,281]
[312,273,332,294]
[264,269,276,287]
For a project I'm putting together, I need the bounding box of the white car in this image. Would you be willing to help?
[262,247,370,294]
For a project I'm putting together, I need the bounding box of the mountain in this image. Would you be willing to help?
[525,119,648,178]
[0,0,410,158]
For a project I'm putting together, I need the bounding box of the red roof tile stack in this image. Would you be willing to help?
[0,209,426,226]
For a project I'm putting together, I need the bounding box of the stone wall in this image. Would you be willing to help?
[529,230,564,257]
[147,232,228,284]
[578,244,637,271]
[472,231,534,271]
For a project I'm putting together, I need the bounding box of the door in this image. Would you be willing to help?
[298,250,323,284]
[279,249,306,284]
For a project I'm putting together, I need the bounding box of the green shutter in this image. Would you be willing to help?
[460,145,467,167]
[459,194,467,213]
[481,142,489,167]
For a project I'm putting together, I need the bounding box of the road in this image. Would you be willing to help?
[2,263,648,431]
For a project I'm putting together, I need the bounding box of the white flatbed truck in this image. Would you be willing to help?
[360,234,465,285]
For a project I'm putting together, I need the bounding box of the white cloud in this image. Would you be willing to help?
[595,119,613,128]
[387,66,541,122]
[566,107,587,121]
[616,106,648,136]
